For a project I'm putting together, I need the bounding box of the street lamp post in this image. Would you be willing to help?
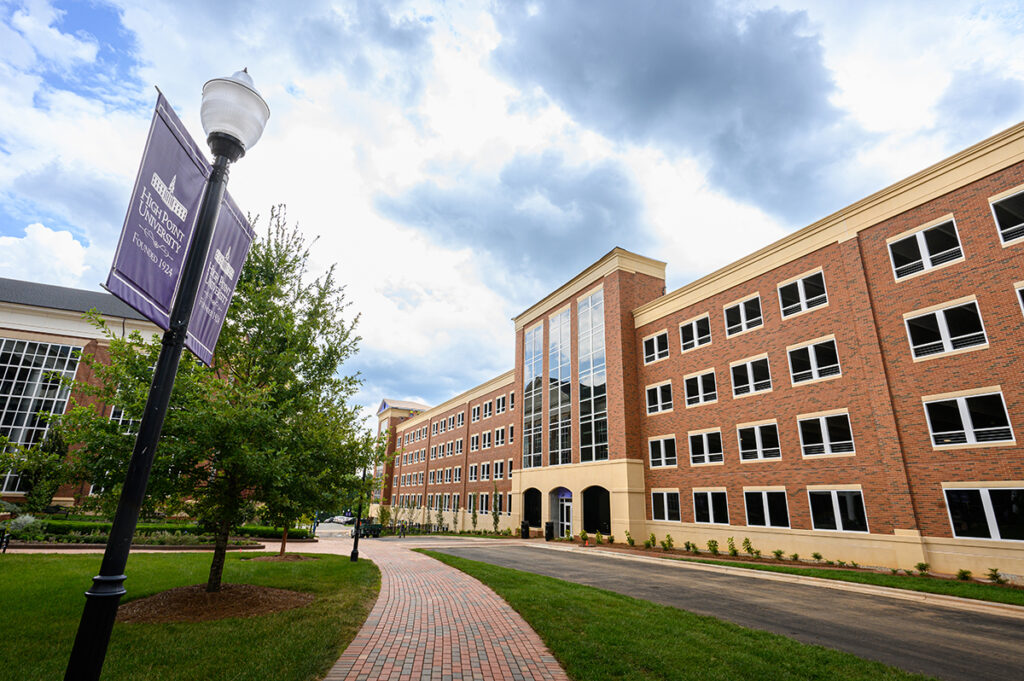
[64,70,269,681]
[350,468,368,562]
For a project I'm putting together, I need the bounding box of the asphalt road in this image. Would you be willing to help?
[419,540,1023,681]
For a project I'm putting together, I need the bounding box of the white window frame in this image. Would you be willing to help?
[737,422,781,461]
[731,356,772,397]
[483,401,493,419]
[787,336,841,384]
[646,381,673,414]
[470,434,480,452]
[689,428,724,466]
[496,395,506,414]
[744,489,790,528]
[693,490,729,525]
[481,462,490,481]
[723,295,763,337]
[651,491,681,522]
[457,412,465,427]
[943,485,1024,541]
[455,439,463,455]
[494,460,504,480]
[923,389,1015,448]
[797,411,855,456]
[990,185,1024,245]
[648,436,677,468]
[778,269,828,317]
[903,298,988,360]
[684,369,717,407]
[482,431,491,449]
[807,488,869,533]
[454,466,461,483]
[468,464,478,482]
[495,427,505,447]
[471,405,480,422]
[887,215,964,280]
[679,313,711,352]
[642,330,670,364]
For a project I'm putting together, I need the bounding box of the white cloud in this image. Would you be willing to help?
[9,0,98,67]
[0,222,93,286]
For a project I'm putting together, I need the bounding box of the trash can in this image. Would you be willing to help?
[544,521,555,541]
[520,521,530,539]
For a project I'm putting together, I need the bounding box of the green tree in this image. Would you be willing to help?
[471,492,479,532]
[1,427,82,513]
[491,482,500,534]
[62,207,365,591]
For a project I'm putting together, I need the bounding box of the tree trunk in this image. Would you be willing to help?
[206,519,231,593]
[279,525,289,556]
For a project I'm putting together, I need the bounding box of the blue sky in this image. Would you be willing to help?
[3,0,1024,424]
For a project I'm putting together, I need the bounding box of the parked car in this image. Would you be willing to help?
[350,520,382,538]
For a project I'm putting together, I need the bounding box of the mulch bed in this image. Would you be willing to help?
[242,554,319,562]
[117,584,314,623]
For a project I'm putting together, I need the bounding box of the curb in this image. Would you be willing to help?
[532,541,1024,621]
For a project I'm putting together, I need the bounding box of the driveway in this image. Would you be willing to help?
[413,539,1023,681]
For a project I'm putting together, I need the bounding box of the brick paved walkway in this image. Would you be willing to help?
[324,539,568,681]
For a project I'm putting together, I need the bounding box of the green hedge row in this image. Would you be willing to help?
[31,520,309,539]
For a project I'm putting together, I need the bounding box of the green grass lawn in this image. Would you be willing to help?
[422,550,935,681]
[0,552,379,681]
[659,555,1024,607]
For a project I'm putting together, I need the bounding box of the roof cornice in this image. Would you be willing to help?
[395,369,515,432]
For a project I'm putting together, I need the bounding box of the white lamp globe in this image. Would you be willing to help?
[200,69,270,153]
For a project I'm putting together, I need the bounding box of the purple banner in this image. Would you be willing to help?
[106,92,209,330]
[106,91,254,367]
[184,193,254,366]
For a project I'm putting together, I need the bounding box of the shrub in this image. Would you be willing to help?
[741,537,754,555]
[956,569,972,581]
[660,534,674,551]
[595,532,603,545]
[812,552,823,562]
[580,530,589,544]
[625,530,635,547]
[890,568,899,575]
[648,533,656,548]
[772,548,784,559]
[726,537,738,556]
[10,514,40,533]
[837,560,847,568]
[752,549,762,558]
[849,561,859,569]
[789,553,799,561]
[607,535,614,544]
[987,567,1008,584]
[643,537,654,549]
[915,562,930,575]
[707,539,719,555]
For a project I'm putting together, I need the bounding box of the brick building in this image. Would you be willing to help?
[377,121,1024,576]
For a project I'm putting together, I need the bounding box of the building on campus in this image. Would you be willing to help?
[375,121,1024,577]
[0,277,158,503]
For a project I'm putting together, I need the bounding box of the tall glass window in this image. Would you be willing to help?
[522,324,543,468]
[578,290,608,462]
[1,339,81,493]
[548,309,572,465]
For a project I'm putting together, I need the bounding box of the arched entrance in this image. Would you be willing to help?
[582,485,611,535]
[549,487,572,538]
[523,488,542,528]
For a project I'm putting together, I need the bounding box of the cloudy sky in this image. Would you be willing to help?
[3,0,1024,422]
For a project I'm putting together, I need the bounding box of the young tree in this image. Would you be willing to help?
[3,427,82,513]
[471,492,479,532]
[491,482,500,534]
[62,207,366,591]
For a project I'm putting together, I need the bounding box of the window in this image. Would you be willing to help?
[446,441,453,457]
[508,458,513,475]
[809,490,868,532]
[427,494,433,509]
[470,434,480,451]
[889,220,964,279]
[432,422,438,435]
[992,189,1024,243]
[455,439,463,455]
[448,415,455,429]
[745,491,789,527]
[481,462,490,480]
[646,382,673,414]
[445,468,452,483]
[467,494,475,512]
[924,391,1014,446]
[482,431,491,449]
[680,315,711,351]
[905,301,987,358]
[439,420,446,434]
[495,492,504,515]
[428,471,435,484]
[469,464,478,482]
[510,392,515,410]
[1017,283,1024,317]
[788,339,840,383]
[453,493,460,511]
[483,401,493,418]
[471,405,480,422]
[643,331,669,363]
[694,491,729,524]
[443,494,451,512]
[651,491,681,521]
[494,460,504,479]
[496,395,506,414]
[731,357,771,396]
[689,430,724,465]
[430,445,436,459]
[454,466,461,482]
[648,437,677,467]
[523,324,543,468]
[507,492,513,516]
[480,493,490,513]
[738,423,781,460]
[579,290,608,462]
[945,487,1024,540]
[495,428,505,447]
[457,412,464,427]
[684,370,716,406]
[549,308,572,465]
[509,424,514,443]
[724,296,763,336]
[779,271,828,317]
[798,413,854,455]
